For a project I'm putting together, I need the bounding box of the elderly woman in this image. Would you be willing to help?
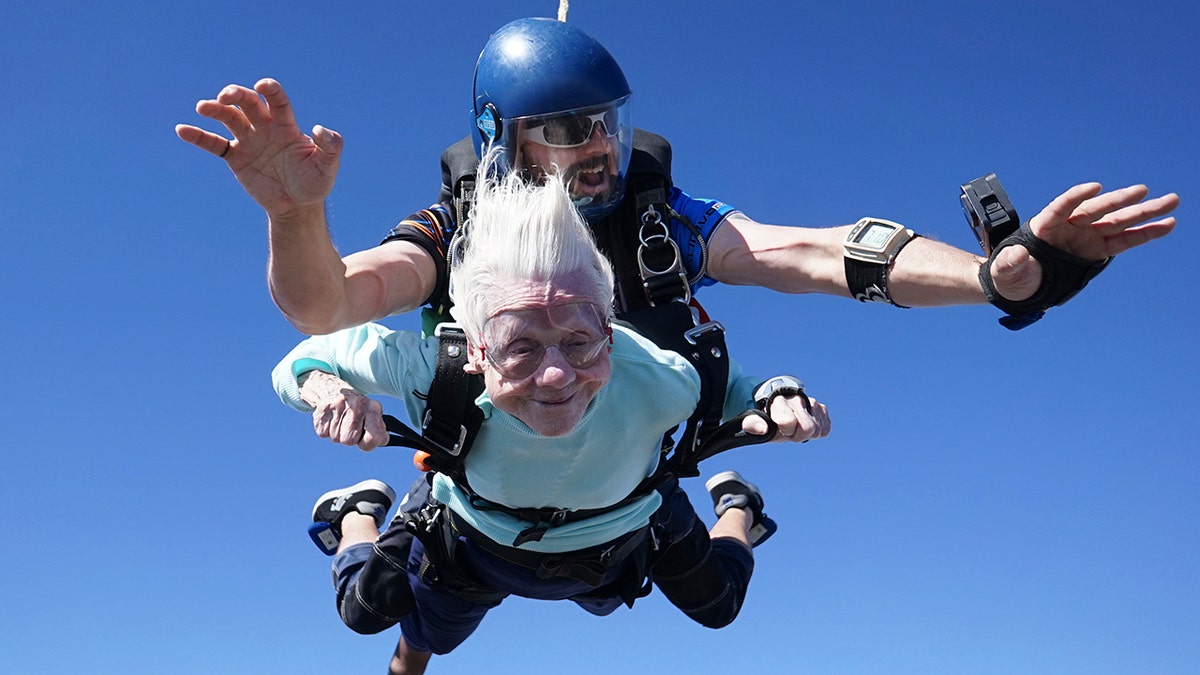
[272,158,830,674]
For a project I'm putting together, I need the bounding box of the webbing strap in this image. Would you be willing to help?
[420,324,478,457]
[381,324,482,482]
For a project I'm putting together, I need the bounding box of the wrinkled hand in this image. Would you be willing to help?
[742,393,831,443]
[299,371,389,451]
[175,78,343,218]
[989,183,1179,301]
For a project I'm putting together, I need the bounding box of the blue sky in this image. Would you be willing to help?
[2,1,1197,673]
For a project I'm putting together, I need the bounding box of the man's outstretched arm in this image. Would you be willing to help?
[707,182,1178,311]
[178,78,437,333]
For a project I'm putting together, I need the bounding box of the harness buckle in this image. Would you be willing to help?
[684,320,725,346]
[433,322,467,340]
[421,409,468,457]
[637,204,691,306]
[548,508,570,527]
[513,524,549,547]
[511,508,573,547]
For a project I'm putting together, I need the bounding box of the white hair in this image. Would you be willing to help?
[448,148,615,339]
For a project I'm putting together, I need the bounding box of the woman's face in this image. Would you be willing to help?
[466,277,612,437]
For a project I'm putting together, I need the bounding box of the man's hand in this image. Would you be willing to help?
[742,393,832,443]
[989,183,1179,301]
[175,78,343,219]
[299,371,389,451]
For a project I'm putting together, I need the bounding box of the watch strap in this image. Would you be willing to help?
[845,256,896,305]
[843,228,919,307]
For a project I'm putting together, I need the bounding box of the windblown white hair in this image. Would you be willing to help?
[448,148,615,339]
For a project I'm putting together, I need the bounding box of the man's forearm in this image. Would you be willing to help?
[266,202,357,334]
[709,215,989,306]
[886,236,988,308]
[268,206,439,335]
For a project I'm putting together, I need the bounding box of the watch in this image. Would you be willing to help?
[843,217,917,305]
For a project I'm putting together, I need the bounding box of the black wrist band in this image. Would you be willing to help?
[845,235,919,307]
[979,221,1112,330]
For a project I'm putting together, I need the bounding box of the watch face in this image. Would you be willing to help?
[856,222,897,249]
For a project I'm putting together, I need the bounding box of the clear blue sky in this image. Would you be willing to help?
[2,1,1197,673]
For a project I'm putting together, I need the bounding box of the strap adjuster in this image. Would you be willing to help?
[684,320,725,346]
[434,322,467,340]
[421,410,468,457]
[511,508,573,547]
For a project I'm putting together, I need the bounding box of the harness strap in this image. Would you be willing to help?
[448,509,650,587]
[618,303,727,449]
[398,501,507,604]
[383,414,648,546]
[409,324,484,477]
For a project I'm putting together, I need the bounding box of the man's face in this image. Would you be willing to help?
[466,276,612,437]
[513,112,622,211]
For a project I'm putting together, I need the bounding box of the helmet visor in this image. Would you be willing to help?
[501,97,633,220]
[523,108,622,147]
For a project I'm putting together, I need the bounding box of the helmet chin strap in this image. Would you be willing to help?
[572,195,595,208]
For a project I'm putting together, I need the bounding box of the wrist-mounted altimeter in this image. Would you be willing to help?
[963,172,1112,330]
[843,217,918,307]
[960,173,1020,256]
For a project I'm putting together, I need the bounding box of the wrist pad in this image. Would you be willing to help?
[979,221,1112,330]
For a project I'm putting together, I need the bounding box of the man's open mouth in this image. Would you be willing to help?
[568,158,610,192]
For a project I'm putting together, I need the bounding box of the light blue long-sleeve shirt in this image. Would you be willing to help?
[273,323,757,552]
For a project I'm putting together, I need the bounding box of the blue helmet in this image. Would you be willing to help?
[473,18,634,220]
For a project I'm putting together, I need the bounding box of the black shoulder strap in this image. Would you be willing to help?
[439,136,479,228]
[383,323,483,484]
[599,131,761,488]
[629,129,672,178]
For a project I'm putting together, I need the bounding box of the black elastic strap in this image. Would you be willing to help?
[844,235,920,308]
[979,221,1113,330]
[687,410,778,467]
